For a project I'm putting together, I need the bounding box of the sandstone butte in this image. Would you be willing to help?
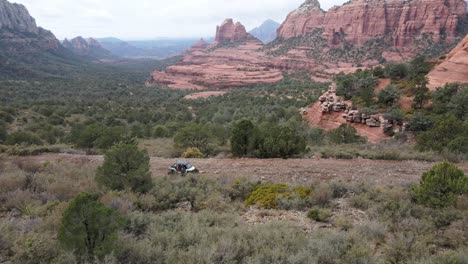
[277,0,467,49]
[147,19,284,90]
[427,35,468,90]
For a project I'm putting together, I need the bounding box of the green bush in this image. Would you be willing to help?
[307,207,332,222]
[408,112,433,132]
[181,147,204,158]
[411,162,468,207]
[416,114,468,153]
[96,139,153,193]
[5,131,42,146]
[256,124,307,159]
[58,193,124,261]
[153,125,169,138]
[174,124,213,153]
[245,184,290,209]
[231,120,257,157]
[0,121,7,143]
[327,124,367,144]
[378,86,400,107]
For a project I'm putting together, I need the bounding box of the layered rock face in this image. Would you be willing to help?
[214,19,260,44]
[187,38,210,53]
[0,0,60,54]
[278,0,467,48]
[63,36,112,59]
[427,35,468,89]
[147,20,282,90]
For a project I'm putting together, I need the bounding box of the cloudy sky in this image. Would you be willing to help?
[12,0,348,40]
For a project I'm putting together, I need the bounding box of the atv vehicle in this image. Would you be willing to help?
[168,160,199,175]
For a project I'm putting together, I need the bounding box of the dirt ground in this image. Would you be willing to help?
[14,154,468,187]
[183,91,228,100]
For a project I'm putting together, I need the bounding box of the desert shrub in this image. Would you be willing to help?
[378,85,400,106]
[335,216,353,231]
[181,147,204,158]
[69,124,124,150]
[416,114,468,153]
[245,184,290,209]
[356,221,387,242]
[384,62,409,80]
[228,179,261,201]
[5,131,42,146]
[96,139,153,193]
[408,112,433,132]
[327,124,367,144]
[256,124,307,159]
[152,125,169,138]
[350,193,372,210]
[0,121,7,144]
[12,234,62,264]
[372,66,385,78]
[140,176,222,212]
[231,120,257,157]
[411,162,468,207]
[174,124,213,153]
[335,70,377,106]
[307,207,332,222]
[311,184,332,207]
[330,181,349,198]
[58,193,124,261]
[384,108,405,124]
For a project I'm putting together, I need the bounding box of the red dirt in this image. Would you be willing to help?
[184,91,227,100]
[375,79,391,92]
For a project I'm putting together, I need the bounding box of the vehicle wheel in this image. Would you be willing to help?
[193,169,199,173]
[168,170,175,175]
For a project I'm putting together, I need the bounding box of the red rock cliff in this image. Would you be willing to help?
[427,35,468,89]
[278,0,467,48]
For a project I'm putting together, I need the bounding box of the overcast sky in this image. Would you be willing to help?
[12,0,348,40]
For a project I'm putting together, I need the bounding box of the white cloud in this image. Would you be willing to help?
[11,0,348,40]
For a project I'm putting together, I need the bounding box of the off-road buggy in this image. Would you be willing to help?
[168,160,199,175]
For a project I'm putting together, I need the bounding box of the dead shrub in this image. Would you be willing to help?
[312,184,332,207]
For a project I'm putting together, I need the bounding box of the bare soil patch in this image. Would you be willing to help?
[184,91,227,100]
[14,154,468,187]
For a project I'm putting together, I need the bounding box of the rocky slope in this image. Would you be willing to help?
[0,0,82,78]
[63,37,113,59]
[147,19,282,90]
[249,19,280,43]
[0,0,60,54]
[277,0,467,49]
[427,35,468,89]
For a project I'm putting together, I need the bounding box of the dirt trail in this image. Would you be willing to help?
[16,154,468,187]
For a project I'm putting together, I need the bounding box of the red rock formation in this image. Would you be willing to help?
[187,38,210,53]
[147,20,281,90]
[214,19,260,44]
[427,35,468,89]
[278,0,467,49]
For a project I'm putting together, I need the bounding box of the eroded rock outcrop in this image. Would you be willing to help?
[214,19,260,44]
[427,35,468,89]
[147,20,282,90]
[278,0,467,49]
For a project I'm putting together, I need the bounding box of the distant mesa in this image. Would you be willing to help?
[63,36,114,59]
[427,35,468,89]
[249,19,280,43]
